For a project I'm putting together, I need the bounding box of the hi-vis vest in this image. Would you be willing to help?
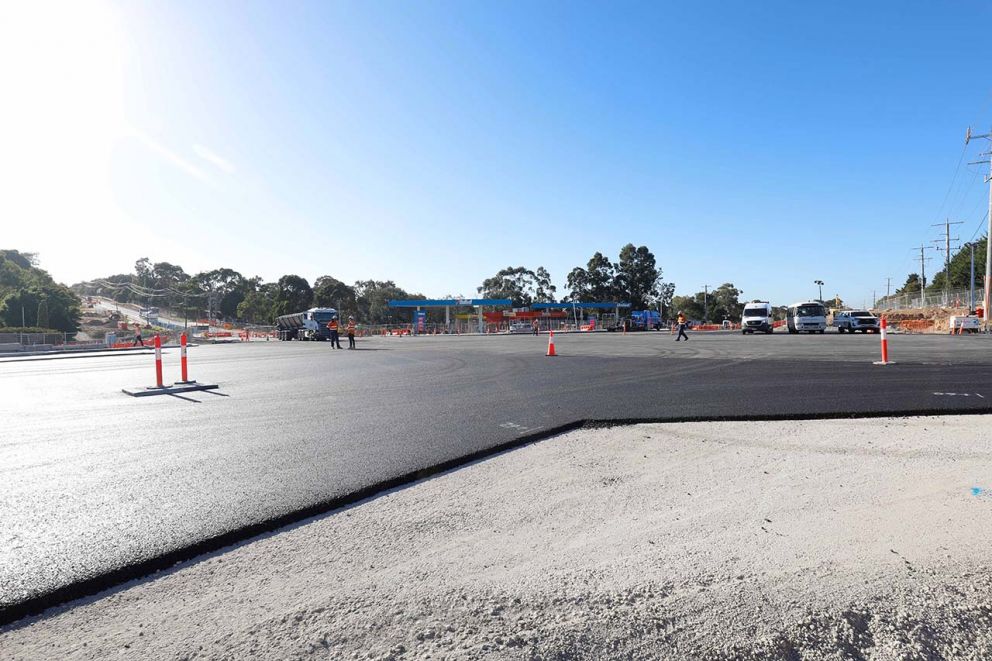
[347,321,356,334]
[677,314,686,325]
[327,320,339,331]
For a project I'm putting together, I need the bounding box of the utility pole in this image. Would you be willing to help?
[932,218,963,305]
[915,244,933,302]
[886,277,892,299]
[965,127,992,329]
[702,285,709,323]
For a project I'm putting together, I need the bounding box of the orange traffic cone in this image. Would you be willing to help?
[546,330,557,357]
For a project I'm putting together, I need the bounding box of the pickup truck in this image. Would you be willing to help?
[833,310,880,333]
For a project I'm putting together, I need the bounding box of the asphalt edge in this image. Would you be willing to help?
[3,406,992,629]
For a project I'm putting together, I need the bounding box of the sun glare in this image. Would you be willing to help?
[0,1,129,271]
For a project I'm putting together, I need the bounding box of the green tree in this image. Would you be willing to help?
[477,266,538,307]
[273,275,313,317]
[566,252,615,301]
[615,244,660,310]
[313,275,357,317]
[36,298,49,329]
[896,273,922,295]
[237,284,278,323]
[925,236,987,293]
[0,250,80,335]
[709,283,744,322]
[533,267,557,303]
[657,282,676,316]
[671,293,705,322]
[353,280,419,324]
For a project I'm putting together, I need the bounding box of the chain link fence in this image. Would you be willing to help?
[874,288,986,311]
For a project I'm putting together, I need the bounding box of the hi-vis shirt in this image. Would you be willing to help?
[347,321,356,334]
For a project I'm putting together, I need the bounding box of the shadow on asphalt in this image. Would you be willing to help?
[165,393,201,403]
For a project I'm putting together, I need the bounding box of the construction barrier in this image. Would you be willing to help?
[890,319,934,334]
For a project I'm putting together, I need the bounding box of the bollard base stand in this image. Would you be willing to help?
[872,361,895,366]
[122,382,219,397]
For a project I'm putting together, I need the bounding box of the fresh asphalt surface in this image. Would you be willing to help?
[2,329,992,625]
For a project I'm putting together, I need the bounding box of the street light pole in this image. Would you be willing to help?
[702,284,710,323]
[814,280,824,302]
[970,242,976,312]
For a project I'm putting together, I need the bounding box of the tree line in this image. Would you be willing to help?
[72,260,429,326]
[480,244,676,312]
[72,242,752,325]
[0,250,81,336]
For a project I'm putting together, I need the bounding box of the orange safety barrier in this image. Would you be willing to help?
[890,319,934,334]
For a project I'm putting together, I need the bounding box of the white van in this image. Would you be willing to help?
[787,301,827,334]
[741,302,773,334]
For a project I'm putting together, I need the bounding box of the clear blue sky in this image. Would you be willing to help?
[3,1,991,307]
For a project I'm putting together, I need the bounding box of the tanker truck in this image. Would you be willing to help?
[275,307,338,341]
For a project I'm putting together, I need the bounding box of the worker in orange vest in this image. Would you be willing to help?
[346,316,357,349]
[675,311,689,342]
[326,315,342,349]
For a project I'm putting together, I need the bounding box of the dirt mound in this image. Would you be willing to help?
[879,306,971,333]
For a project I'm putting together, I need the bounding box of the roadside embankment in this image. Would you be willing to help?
[3,415,992,659]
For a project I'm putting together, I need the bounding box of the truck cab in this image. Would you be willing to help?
[741,302,773,334]
[630,310,662,330]
[276,307,338,340]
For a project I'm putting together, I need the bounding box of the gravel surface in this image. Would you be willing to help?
[4,415,992,660]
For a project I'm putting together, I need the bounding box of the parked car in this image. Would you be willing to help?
[833,310,879,333]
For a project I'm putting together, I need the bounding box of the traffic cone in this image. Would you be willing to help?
[546,330,557,357]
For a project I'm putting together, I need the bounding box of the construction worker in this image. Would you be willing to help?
[532,319,540,335]
[675,311,689,342]
[346,316,357,349]
[327,315,342,349]
[132,324,144,347]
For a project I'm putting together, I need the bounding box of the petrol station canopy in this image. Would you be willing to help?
[387,299,513,308]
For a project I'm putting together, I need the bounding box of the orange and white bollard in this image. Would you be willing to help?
[154,334,164,387]
[178,333,195,384]
[546,329,557,357]
[873,317,893,365]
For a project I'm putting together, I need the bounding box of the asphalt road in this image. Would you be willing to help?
[3,330,992,625]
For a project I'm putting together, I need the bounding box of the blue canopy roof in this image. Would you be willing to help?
[532,302,631,310]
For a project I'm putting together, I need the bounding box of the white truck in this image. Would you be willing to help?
[275,307,339,341]
[833,310,880,333]
[786,301,827,334]
[741,302,773,334]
